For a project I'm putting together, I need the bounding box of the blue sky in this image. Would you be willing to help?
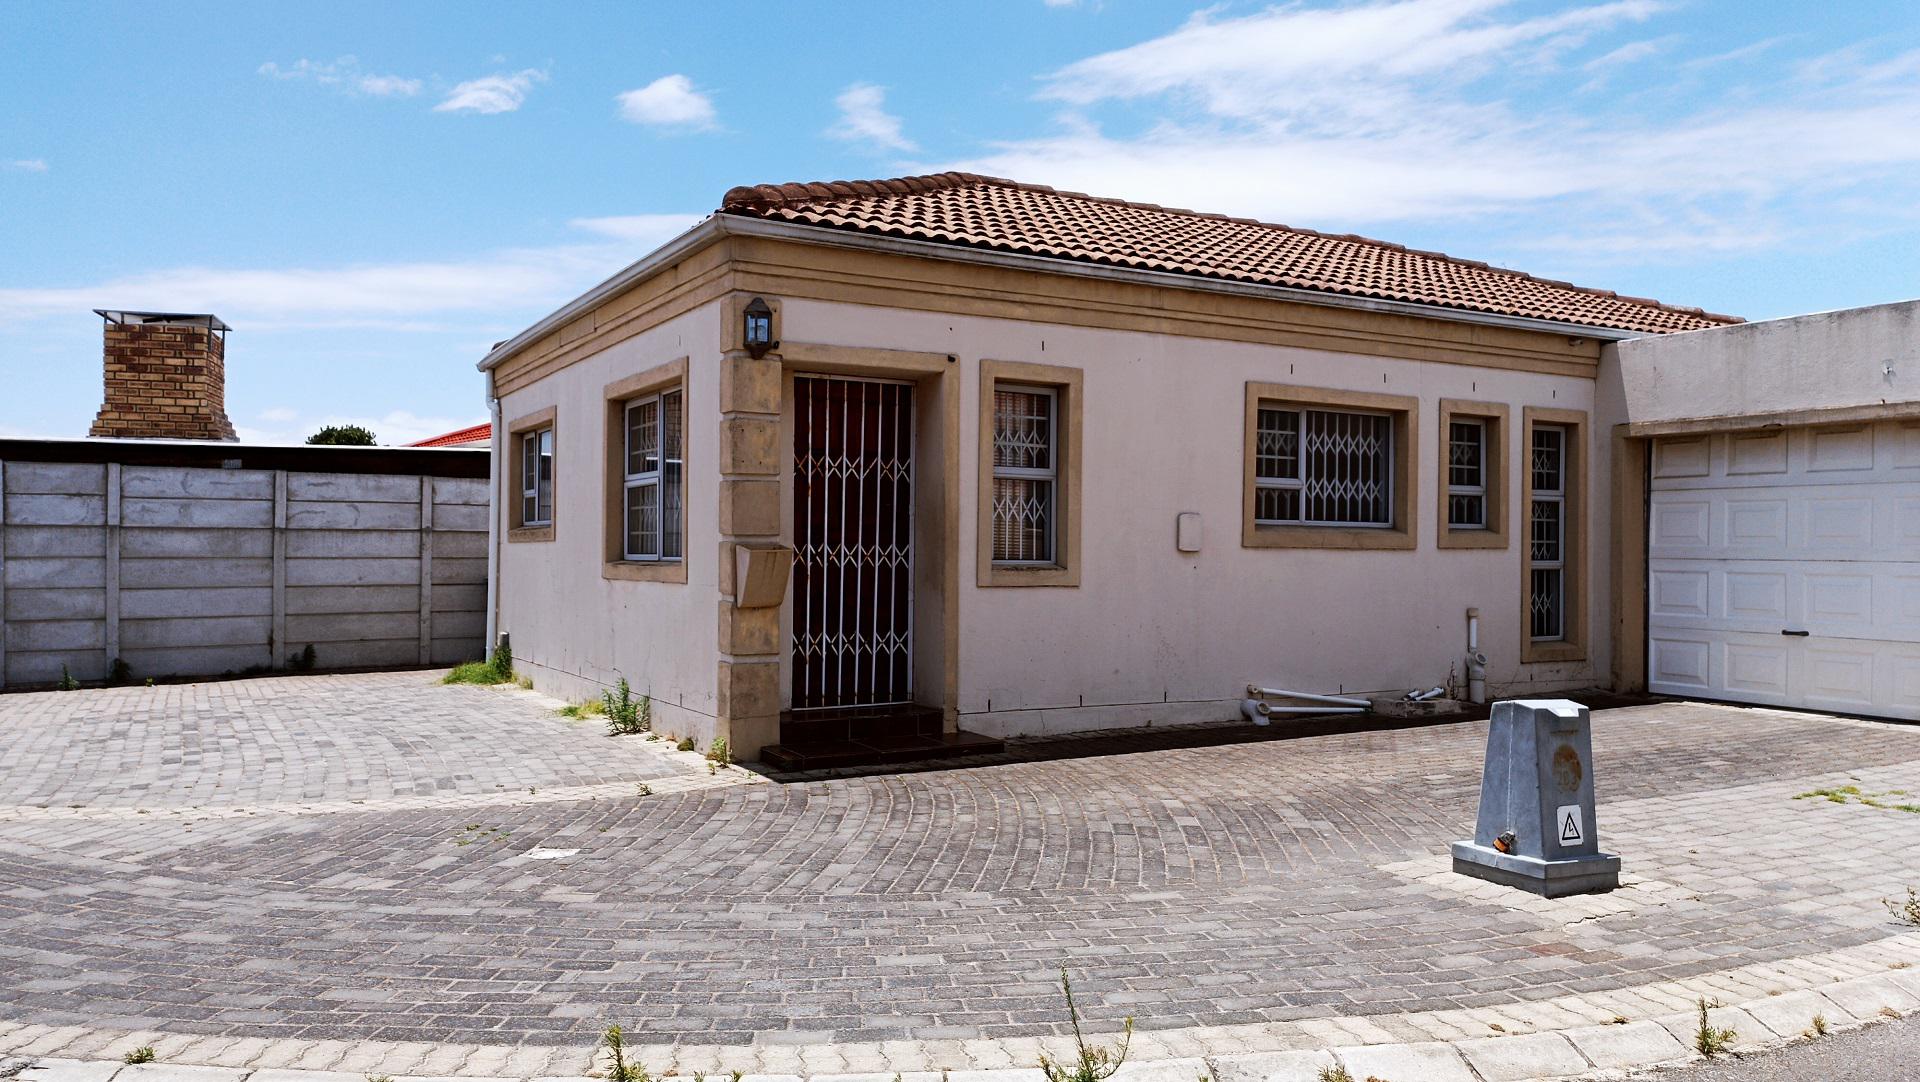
[4,0,1918,444]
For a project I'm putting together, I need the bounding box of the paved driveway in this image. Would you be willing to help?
[1,675,1917,1076]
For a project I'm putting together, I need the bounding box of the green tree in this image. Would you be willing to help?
[306,424,377,446]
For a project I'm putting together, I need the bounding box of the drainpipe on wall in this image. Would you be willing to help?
[483,392,502,650]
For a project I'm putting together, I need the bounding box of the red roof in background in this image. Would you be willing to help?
[721,172,1741,335]
[409,422,491,448]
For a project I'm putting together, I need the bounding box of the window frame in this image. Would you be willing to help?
[977,359,1082,587]
[622,389,684,563]
[505,406,556,543]
[601,357,690,584]
[1253,404,1397,528]
[1436,399,1509,550]
[990,383,1060,566]
[1242,383,1417,551]
[1520,406,1587,663]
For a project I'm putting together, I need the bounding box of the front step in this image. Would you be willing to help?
[759,729,1004,772]
[778,703,945,745]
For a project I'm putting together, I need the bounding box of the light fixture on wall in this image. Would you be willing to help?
[743,297,776,359]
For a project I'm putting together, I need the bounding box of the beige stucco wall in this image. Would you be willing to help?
[493,300,724,745]
[1605,299,1920,428]
[779,298,1612,738]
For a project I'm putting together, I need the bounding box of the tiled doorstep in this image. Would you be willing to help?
[5,938,1919,1082]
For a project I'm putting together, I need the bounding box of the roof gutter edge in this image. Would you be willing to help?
[722,215,1651,343]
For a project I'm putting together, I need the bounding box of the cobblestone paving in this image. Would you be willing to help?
[0,684,1916,1068]
[0,672,700,809]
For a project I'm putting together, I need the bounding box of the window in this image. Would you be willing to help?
[991,386,1057,563]
[1436,399,1507,549]
[1254,406,1394,526]
[506,406,557,541]
[519,427,553,527]
[623,388,683,562]
[1243,384,1417,551]
[978,359,1082,586]
[1447,419,1487,529]
[1529,424,1567,642]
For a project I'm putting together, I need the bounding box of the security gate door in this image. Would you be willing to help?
[792,375,914,710]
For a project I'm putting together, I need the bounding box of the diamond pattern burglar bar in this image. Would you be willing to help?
[1255,406,1392,526]
[991,386,1057,563]
[1448,418,1487,528]
[792,375,915,710]
[1530,424,1566,641]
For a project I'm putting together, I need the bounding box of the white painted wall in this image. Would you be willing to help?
[1606,298,1920,427]
[781,298,1610,738]
[492,301,723,744]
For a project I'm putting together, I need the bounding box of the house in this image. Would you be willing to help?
[477,171,1774,765]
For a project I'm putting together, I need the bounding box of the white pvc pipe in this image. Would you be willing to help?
[1410,686,1445,701]
[1248,685,1371,707]
[1260,704,1366,715]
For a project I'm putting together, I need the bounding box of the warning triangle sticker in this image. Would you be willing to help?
[1561,811,1581,843]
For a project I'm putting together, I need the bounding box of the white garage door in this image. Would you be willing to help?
[1647,421,1920,720]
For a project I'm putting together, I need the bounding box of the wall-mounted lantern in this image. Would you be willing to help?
[743,297,776,359]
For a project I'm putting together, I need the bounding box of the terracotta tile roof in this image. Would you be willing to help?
[409,422,491,448]
[720,173,1739,335]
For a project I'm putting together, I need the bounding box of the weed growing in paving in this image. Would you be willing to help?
[559,698,606,720]
[601,1023,649,1082]
[367,1075,395,1082]
[1809,1013,1828,1037]
[706,737,731,766]
[453,824,511,847]
[444,639,517,686]
[603,678,650,735]
[122,1047,156,1065]
[1794,784,1920,813]
[1886,887,1920,926]
[57,665,79,691]
[1037,968,1132,1082]
[1694,998,1736,1057]
[676,736,697,752]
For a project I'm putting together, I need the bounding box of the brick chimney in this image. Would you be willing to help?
[88,310,238,440]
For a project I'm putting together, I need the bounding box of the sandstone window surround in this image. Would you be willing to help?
[1242,383,1418,550]
[1436,399,1510,550]
[506,406,556,543]
[602,357,690,583]
[977,359,1082,587]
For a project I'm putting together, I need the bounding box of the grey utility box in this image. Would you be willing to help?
[1452,699,1620,897]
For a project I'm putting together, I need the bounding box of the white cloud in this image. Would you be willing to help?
[0,213,703,330]
[356,73,423,97]
[568,214,709,244]
[6,159,48,173]
[435,69,547,115]
[259,406,299,423]
[616,74,717,129]
[1583,37,1671,71]
[258,56,421,98]
[945,1,1920,255]
[828,83,917,152]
